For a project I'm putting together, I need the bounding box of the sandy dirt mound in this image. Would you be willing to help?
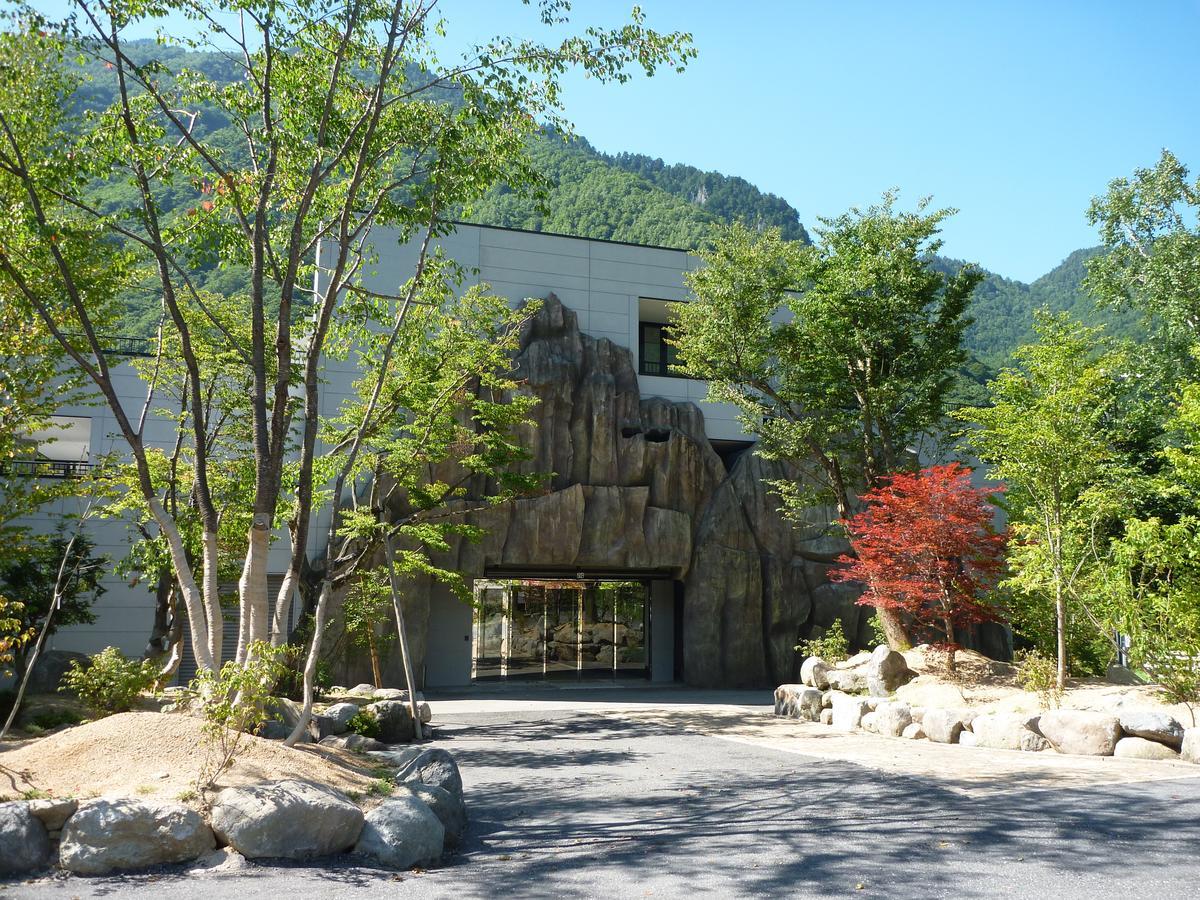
[0,711,380,802]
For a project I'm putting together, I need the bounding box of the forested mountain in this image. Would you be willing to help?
[63,41,1135,369]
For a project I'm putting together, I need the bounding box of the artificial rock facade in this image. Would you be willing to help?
[369,294,877,689]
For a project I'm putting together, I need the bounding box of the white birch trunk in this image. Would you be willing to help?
[201,530,223,667]
[148,497,214,673]
[285,579,330,746]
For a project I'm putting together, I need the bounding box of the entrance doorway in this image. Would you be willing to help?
[471,579,650,681]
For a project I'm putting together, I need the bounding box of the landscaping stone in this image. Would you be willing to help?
[59,799,214,875]
[971,712,1050,752]
[0,802,51,875]
[958,730,978,748]
[319,733,386,752]
[187,847,251,875]
[1179,728,1200,764]
[874,701,913,737]
[348,683,377,696]
[365,700,417,743]
[923,707,970,744]
[860,711,879,733]
[210,780,364,860]
[27,797,78,831]
[354,793,444,869]
[866,645,912,696]
[910,707,925,724]
[831,693,870,731]
[824,668,866,693]
[370,690,433,723]
[1037,710,1122,757]
[819,708,833,725]
[264,697,315,742]
[1119,711,1185,750]
[800,656,831,690]
[773,684,823,721]
[394,747,464,802]
[408,783,467,848]
[315,702,360,738]
[821,690,833,709]
[1114,736,1181,761]
[901,723,925,740]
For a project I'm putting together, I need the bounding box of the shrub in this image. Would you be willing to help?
[1015,649,1063,709]
[867,614,888,649]
[346,709,381,739]
[182,641,288,793]
[28,707,84,731]
[795,619,850,662]
[60,647,157,714]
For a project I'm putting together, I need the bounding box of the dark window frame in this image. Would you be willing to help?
[638,320,687,378]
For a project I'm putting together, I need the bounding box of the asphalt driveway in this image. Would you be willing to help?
[6,690,1200,899]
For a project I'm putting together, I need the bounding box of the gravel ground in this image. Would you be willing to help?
[5,692,1200,899]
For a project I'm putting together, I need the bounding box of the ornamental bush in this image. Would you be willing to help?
[60,646,157,714]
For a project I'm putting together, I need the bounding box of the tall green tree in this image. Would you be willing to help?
[672,195,981,647]
[957,313,1135,688]
[0,1,693,687]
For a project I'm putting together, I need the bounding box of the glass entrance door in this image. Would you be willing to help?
[472,579,650,681]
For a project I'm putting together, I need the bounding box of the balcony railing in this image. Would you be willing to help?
[64,333,155,358]
[0,459,97,479]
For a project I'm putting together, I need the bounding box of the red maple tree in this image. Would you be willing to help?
[832,463,1007,673]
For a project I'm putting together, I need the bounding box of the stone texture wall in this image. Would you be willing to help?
[339,294,1006,690]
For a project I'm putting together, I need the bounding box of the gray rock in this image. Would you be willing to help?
[1037,710,1122,756]
[27,649,90,694]
[315,702,360,738]
[187,847,250,875]
[27,797,78,831]
[210,780,364,860]
[365,700,416,744]
[901,723,926,740]
[819,708,833,725]
[347,683,377,696]
[0,802,51,875]
[59,799,214,875]
[971,712,1049,752]
[821,690,833,709]
[866,645,912,696]
[958,730,978,748]
[825,667,867,693]
[773,684,823,721]
[831,693,870,731]
[354,793,444,869]
[393,748,464,802]
[1114,736,1181,760]
[859,711,879,733]
[264,697,315,742]
[407,783,467,848]
[923,707,970,744]
[874,701,913,737]
[1119,711,1185,749]
[910,707,925,724]
[1179,728,1200,764]
[800,656,831,690]
[319,733,386,752]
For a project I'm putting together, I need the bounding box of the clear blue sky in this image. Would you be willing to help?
[431,0,1200,281]
[106,0,1200,281]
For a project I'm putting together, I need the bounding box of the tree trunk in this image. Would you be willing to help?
[1055,578,1067,690]
[385,537,423,741]
[148,497,214,673]
[285,579,330,747]
[201,530,223,666]
[877,607,911,651]
[237,517,272,662]
[367,627,383,689]
[943,615,957,676]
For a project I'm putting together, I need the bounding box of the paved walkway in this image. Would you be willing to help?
[9,688,1200,899]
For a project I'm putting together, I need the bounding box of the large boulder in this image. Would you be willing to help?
[1114,737,1181,761]
[319,733,386,752]
[774,684,823,721]
[901,723,926,740]
[1037,710,1122,757]
[0,802,51,875]
[873,701,913,737]
[865,645,912,697]
[59,799,214,875]
[824,668,866,693]
[354,793,444,869]
[408,783,467,849]
[1180,728,1200,764]
[371,690,433,723]
[923,707,970,744]
[263,697,314,742]
[830,693,870,731]
[971,712,1050,752]
[315,702,360,738]
[1119,711,1185,750]
[366,700,416,744]
[800,656,831,690]
[210,780,364,860]
[393,748,464,802]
